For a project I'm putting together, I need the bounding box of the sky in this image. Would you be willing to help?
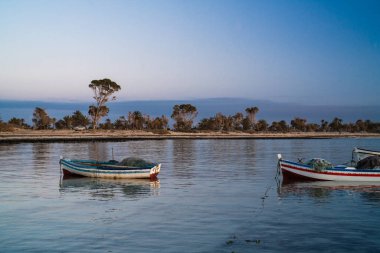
[0,0,379,105]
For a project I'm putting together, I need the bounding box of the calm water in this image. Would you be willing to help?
[1,138,380,252]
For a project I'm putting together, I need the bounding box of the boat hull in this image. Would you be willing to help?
[60,159,160,179]
[279,159,380,182]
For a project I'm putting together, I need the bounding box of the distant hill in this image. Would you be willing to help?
[0,98,379,124]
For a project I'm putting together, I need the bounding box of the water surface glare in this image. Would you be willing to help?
[1,139,380,252]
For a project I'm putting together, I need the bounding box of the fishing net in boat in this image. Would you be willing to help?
[306,158,333,171]
[117,157,155,167]
[356,156,380,170]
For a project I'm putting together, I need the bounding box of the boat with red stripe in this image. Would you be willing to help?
[277,153,380,182]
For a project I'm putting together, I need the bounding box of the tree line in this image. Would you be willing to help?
[1,105,380,133]
[1,78,379,133]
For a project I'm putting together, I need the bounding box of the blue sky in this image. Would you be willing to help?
[0,0,379,105]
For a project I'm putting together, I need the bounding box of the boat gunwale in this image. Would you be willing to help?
[280,159,380,175]
[61,162,153,175]
[355,147,380,154]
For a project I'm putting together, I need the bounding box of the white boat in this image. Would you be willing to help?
[59,157,161,179]
[277,154,380,182]
[352,147,380,162]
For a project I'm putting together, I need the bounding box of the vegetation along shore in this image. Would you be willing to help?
[1,130,380,143]
[1,78,379,143]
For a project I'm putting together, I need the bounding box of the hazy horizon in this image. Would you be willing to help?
[0,96,379,107]
[1,1,380,106]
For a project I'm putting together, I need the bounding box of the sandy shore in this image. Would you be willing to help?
[0,129,379,143]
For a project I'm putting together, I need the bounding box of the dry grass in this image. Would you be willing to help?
[0,122,14,132]
[1,129,380,142]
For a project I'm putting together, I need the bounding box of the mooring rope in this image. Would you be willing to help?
[225,159,282,247]
[252,159,282,218]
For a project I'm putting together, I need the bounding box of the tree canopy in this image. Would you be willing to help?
[32,107,55,129]
[171,104,198,131]
[55,110,90,130]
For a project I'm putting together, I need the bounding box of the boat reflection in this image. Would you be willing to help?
[59,176,160,200]
[278,180,380,201]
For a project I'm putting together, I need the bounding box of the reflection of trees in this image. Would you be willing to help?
[0,143,31,173]
[170,139,259,180]
[0,143,17,153]
[0,143,19,161]
[109,140,168,165]
[32,143,53,172]
[87,142,109,161]
[197,140,257,178]
[172,140,196,179]
[234,140,257,177]
[59,177,160,201]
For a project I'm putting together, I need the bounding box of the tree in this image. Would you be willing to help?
[197,114,231,131]
[32,107,55,129]
[63,115,73,129]
[55,115,72,129]
[344,123,355,133]
[269,120,289,132]
[232,112,244,130]
[329,117,343,132]
[71,110,89,128]
[364,120,380,133]
[214,113,225,131]
[128,111,144,130]
[0,116,13,131]
[100,118,113,130]
[200,113,235,132]
[148,115,169,130]
[197,118,214,131]
[55,111,89,130]
[245,107,259,130]
[114,116,128,130]
[88,105,108,129]
[306,123,319,132]
[171,104,198,131]
[290,117,307,131]
[88,78,121,129]
[354,119,367,132]
[242,117,251,131]
[8,117,30,128]
[319,119,329,132]
[223,115,234,132]
[55,119,67,129]
[0,121,12,132]
[256,119,269,132]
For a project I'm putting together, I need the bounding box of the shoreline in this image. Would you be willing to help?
[1,129,380,143]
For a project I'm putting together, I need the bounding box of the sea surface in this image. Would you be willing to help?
[1,138,380,252]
